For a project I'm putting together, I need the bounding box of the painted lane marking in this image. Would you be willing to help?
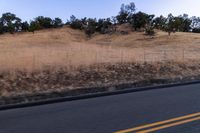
[137,116,200,133]
[114,112,200,133]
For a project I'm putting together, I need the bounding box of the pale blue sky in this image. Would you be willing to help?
[0,0,200,22]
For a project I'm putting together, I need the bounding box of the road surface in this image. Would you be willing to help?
[1,83,200,133]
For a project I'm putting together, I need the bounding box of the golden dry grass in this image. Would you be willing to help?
[1,26,200,72]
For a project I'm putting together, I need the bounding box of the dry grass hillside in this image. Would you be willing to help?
[1,26,200,99]
[1,25,200,72]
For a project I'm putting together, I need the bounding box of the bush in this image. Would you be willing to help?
[69,15,83,30]
[70,20,82,30]
[192,28,200,33]
[84,18,97,37]
[96,18,113,34]
[145,26,155,36]
[53,18,63,28]
[130,12,154,31]
[28,21,40,33]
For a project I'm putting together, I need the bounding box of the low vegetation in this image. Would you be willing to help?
[1,61,200,99]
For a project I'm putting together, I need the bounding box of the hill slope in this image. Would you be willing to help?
[0,26,200,71]
[1,26,200,100]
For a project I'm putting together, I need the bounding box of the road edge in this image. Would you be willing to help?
[0,80,200,111]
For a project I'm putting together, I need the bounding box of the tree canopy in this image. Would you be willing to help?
[0,2,200,36]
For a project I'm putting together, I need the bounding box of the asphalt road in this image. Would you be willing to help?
[1,83,200,133]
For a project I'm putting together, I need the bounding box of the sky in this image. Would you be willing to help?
[0,0,200,22]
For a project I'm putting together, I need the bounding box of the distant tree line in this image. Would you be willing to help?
[1,2,200,36]
[68,2,197,36]
[0,13,63,34]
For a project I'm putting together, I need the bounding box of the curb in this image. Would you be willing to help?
[0,80,200,111]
